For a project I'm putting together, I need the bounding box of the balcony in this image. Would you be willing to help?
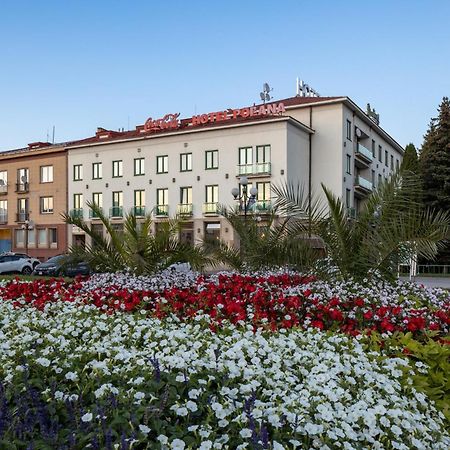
[177,203,193,217]
[70,208,84,219]
[89,208,103,219]
[16,212,30,223]
[132,206,146,217]
[15,182,29,193]
[109,206,123,218]
[0,184,7,195]
[155,205,169,217]
[203,202,219,215]
[0,213,7,224]
[355,143,373,168]
[347,207,356,219]
[237,162,271,177]
[354,175,373,197]
[254,200,272,213]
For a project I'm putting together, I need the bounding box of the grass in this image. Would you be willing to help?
[0,274,74,282]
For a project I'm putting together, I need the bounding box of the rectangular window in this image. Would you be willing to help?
[15,229,25,246]
[346,189,351,208]
[396,159,400,171]
[385,150,388,167]
[180,153,192,172]
[256,182,271,201]
[0,170,7,184]
[156,155,168,174]
[0,200,7,222]
[205,185,219,203]
[390,154,394,170]
[40,196,54,214]
[134,190,145,207]
[73,164,83,181]
[346,154,352,174]
[73,193,83,209]
[371,170,375,186]
[28,229,35,246]
[38,228,47,246]
[346,120,352,141]
[17,168,29,183]
[180,186,192,205]
[17,198,28,221]
[205,150,219,169]
[40,165,53,183]
[112,191,123,207]
[112,160,123,178]
[378,174,382,186]
[92,162,102,179]
[371,140,375,157]
[134,158,145,176]
[239,147,253,165]
[92,192,103,207]
[157,188,168,206]
[49,228,57,247]
[256,145,271,163]
[378,145,382,162]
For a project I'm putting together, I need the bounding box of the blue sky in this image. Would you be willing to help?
[1,0,449,151]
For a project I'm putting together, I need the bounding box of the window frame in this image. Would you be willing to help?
[73,164,83,181]
[134,158,145,176]
[180,153,192,172]
[346,154,352,175]
[73,193,83,210]
[205,150,219,170]
[156,155,169,174]
[346,120,352,141]
[92,162,102,180]
[112,160,123,178]
[40,165,53,183]
[39,196,54,214]
[205,185,219,203]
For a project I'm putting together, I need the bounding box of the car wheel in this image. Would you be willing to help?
[22,266,32,275]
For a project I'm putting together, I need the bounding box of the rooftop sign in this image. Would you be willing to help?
[144,113,181,131]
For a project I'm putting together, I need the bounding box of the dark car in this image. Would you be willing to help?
[32,255,90,277]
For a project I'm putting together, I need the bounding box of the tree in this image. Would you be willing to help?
[63,202,211,275]
[401,143,419,173]
[419,97,450,211]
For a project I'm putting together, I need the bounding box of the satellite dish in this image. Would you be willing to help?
[0,179,4,186]
[355,128,362,139]
[260,92,266,101]
[263,83,270,92]
[21,175,28,183]
[265,93,271,102]
[259,82,273,104]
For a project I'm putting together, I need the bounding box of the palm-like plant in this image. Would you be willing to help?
[63,202,211,275]
[274,171,450,280]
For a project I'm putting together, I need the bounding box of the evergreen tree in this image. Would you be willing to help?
[401,143,419,173]
[419,97,450,211]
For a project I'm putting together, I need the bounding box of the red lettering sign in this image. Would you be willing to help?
[144,113,180,131]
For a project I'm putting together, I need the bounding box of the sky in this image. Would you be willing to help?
[1,0,449,152]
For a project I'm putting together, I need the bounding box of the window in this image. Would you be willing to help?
[92,162,102,179]
[112,191,123,207]
[390,155,394,170]
[112,160,123,178]
[17,198,28,222]
[346,120,352,141]
[371,170,375,186]
[40,165,53,183]
[156,155,168,174]
[17,168,29,191]
[156,188,168,215]
[0,200,7,222]
[15,229,25,247]
[134,158,145,176]
[28,229,36,246]
[346,189,351,208]
[73,193,83,210]
[40,196,54,214]
[385,150,388,167]
[205,185,219,203]
[378,174,382,186]
[239,147,253,165]
[205,150,218,169]
[134,190,145,207]
[371,140,375,157]
[180,187,192,205]
[49,228,57,246]
[256,145,271,163]
[0,170,7,185]
[73,164,83,181]
[38,229,47,246]
[378,145,382,162]
[256,182,271,202]
[346,154,352,174]
[396,159,400,171]
[92,192,103,207]
[180,153,192,172]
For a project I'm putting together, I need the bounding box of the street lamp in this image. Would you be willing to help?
[231,176,258,220]
[21,219,34,255]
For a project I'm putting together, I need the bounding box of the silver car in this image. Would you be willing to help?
[0,253,41,275]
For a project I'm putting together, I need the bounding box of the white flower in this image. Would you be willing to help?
[81,412,93,422]
[134,391,145,400]
[186,400,198,412]
[139,424,151,434]
[157,435,169,445]
[199,441,213,450]
[65,371,78,381]
[36,357,50,367]
[171,438,185,450]
[239,428,252,438]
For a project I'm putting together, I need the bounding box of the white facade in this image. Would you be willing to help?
[67,96,403,246]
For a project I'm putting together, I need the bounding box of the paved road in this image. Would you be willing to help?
[399,276,450,289]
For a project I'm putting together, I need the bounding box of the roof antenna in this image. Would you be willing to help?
[52,126,55,144]
[259,83,273,104]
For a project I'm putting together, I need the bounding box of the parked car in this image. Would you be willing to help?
[0,252,41,275]
[32,255,90,277]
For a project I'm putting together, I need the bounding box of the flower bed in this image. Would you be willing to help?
[0,270,449,449]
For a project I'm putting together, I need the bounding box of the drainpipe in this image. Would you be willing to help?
[308,107,312,237]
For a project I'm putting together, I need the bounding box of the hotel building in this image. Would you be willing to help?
[0,143,68,257]
[66,96,404,248]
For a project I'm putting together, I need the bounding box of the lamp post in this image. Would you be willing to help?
[21,219,34,255]
[231,176,258,220]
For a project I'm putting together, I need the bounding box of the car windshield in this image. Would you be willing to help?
[46,255,66,264]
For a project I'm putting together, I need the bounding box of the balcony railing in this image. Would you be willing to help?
[15,182,29,193]
[347,207,356,219]
[237,162,271,176]
[255,200,272,213]
[355,143,373,163]
[177,203,193,216]
[109,206,123,218]
[355,175,373,192]
[89,208,103,219]
[70,208,84,219]
[155,205,169,217]
[132,206,146,217]
[203,202,219,215]
[16,212,30,222]
[0,213,7,224]
[0,184,7,195]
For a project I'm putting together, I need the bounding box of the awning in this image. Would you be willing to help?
[206,223,221,230]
